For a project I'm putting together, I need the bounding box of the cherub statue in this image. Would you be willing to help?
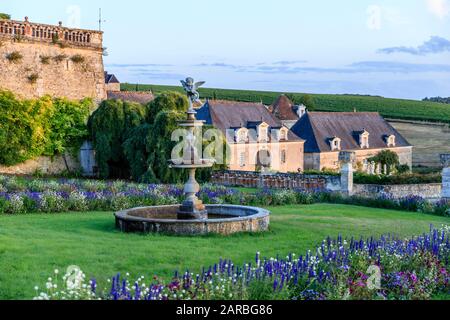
[181,77,205,105]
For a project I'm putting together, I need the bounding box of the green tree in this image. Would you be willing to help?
[0,13,11,20]
[124,92,189,183]
[369,150,400,175]
[88,99,146,178]
[299,94,316,110]
[146,91,188,123]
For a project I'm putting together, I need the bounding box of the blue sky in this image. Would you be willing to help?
[3,0,450,99]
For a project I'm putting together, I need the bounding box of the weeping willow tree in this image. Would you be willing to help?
[122,91,228,183]
[88,99,147,178]
[88,91,227,182]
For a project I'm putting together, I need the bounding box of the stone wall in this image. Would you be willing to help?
[304,147,413,171]
[353,183,442,199]
[212,170,443,200]
[0,154,79,175]
[0,18,106,101]
[211,171,342,191]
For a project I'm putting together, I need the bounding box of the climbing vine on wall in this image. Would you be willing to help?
[0,90,92,166]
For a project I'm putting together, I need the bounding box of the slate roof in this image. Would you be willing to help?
[104,72,120,84]
[268,95,299,121]
[107,91,154,104]
[196,100,302,141]
[290,112,411,153]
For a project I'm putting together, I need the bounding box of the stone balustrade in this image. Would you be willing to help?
[0,17,102,49]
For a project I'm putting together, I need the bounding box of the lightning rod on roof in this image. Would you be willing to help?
[98,8,106,31]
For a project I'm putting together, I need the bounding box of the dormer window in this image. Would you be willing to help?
[279,127,289,141]
[386,135,396,147]
[359,130,370,149]
[258,123,269,143]
[235,128,248,143]
[330,137,341,151]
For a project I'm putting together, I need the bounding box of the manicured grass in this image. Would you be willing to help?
[122,83,450,124]
[0,204,449,299]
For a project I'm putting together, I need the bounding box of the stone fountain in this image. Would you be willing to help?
[171,77,215,220]
[114,78,270,236]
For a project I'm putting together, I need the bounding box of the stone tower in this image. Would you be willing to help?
[0,17,106,101]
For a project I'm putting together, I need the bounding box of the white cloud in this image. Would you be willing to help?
[427,0,450,19]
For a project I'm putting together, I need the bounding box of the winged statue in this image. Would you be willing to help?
[181,77,205,105]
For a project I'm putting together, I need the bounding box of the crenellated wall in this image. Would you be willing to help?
[0,17,106,101]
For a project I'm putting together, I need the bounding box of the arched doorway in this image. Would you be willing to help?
[256,149,271,171]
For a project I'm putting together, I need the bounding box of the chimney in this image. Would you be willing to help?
[296,104,307,118]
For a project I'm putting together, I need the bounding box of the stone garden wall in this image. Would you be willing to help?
[212,170,444,200]
[211,171,342,191]
[353,183,442,199]
[0,154,79,175]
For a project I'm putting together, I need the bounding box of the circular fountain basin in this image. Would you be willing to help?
[114,205,270,236]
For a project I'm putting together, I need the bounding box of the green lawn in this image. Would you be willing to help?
[0,204,449,299]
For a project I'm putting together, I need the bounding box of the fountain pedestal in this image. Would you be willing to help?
[178,200,207,220]
[178,168,208,220]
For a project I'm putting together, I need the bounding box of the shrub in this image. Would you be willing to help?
[396,164,410,174]
[40,55,51,65]
[0,90,92,166]
[4,194,26,214]
[38,191,68,213]
[27,73,39,84]
[68,192,88,211]
[6,51,23,63]
[70,54,85,64]
[303,169,339,176]
[53,54,68,63]
[354,172,442,185]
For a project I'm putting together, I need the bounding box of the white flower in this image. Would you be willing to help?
[54,269,59,275]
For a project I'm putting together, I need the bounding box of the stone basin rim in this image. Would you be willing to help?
[114,204,270,224]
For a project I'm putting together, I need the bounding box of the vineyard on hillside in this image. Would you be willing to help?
[122,83,450,124]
